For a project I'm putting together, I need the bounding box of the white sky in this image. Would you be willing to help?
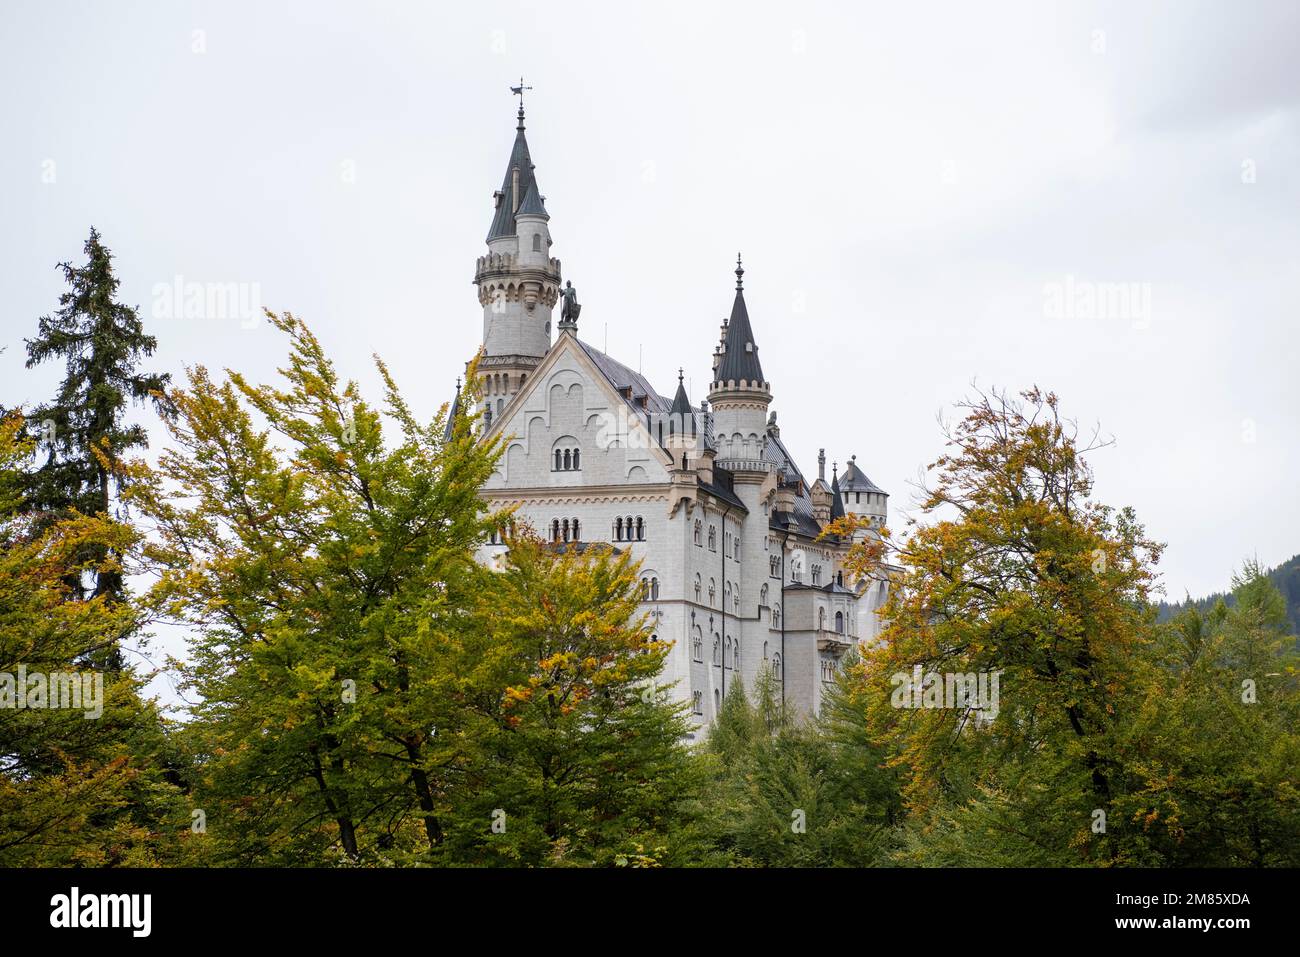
[2,1,1297,651]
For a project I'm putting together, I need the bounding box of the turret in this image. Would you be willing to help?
[707,255,772,466]
[839,454,888,539]
[474,100,562,422]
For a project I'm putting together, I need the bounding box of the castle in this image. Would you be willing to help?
[461,98,891,731]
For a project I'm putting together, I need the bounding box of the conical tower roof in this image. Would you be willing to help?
[714,255,765,385]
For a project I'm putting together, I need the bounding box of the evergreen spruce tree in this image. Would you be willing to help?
[24,227,171,612]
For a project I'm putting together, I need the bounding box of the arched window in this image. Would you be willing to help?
[562,518,570,542]
[835,610,844,634]
[563,449,571,470]
[615,516,624,541]
[772,652,782,680]
[708,526,716,551]
[819,607,826,631]
[635,516,644,541]
[772,604,781,628]
[760,583,769,606]
[572,449,580,469]
[532,233,542,252]
[651,577,659,600]
[554,449,563,471]
[694,574,702,602]
[551,519,560,542]
[709,579,716,605]
[572,518,580,541]
[693,520,702,546]
[712,637,720,666]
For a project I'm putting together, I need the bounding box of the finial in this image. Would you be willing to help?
[851,454,857,462]
[456,377,462,391]
[678,367,684,384]
[511,76,532,129]
[735,252,744,290]
[833,461,838,477]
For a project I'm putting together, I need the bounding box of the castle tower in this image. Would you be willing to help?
[473,99,562,423]
[840,454,888,539]
[707,255,772,463]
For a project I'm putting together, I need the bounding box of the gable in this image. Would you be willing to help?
[485,337,673,490]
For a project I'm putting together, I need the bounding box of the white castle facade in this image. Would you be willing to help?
[461,103,891,733]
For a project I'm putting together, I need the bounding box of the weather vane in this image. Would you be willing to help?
[510,76,533,113]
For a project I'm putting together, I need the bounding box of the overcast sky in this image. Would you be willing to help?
[3,1,1298,678]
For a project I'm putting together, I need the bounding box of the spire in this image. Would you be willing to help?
[517,180,548,219]
[830,461,846,520]
[668,368,697,438]
[487,99,543,242]
[443,378,463,442]
[714,255,766,385]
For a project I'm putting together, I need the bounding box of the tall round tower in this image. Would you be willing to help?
[473,102,562,424]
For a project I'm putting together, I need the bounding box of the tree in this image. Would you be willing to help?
[0,414,191,866]
[24,227,171,612]
[128,311,505,863]
[438,534,705,867]
[698,662,900,867]
[830,386,1166,865]
[1125,564,1300,866]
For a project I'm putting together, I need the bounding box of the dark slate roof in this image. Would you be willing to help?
[763,433,844,541]
[785,580,858,596]
[714,288,765,385]
[839,456,886,495]
[830,470,846,520]
[700,465,747,512]
[577,340,673,416]
[764,433,806,487]
[486,117,542,242]
[442,387,461,442]
[668,375,696,435]
[517,180,548,219]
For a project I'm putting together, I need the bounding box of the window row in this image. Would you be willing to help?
[553,447,581,471]
[614,515,645,541]
[550,517,581,542]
